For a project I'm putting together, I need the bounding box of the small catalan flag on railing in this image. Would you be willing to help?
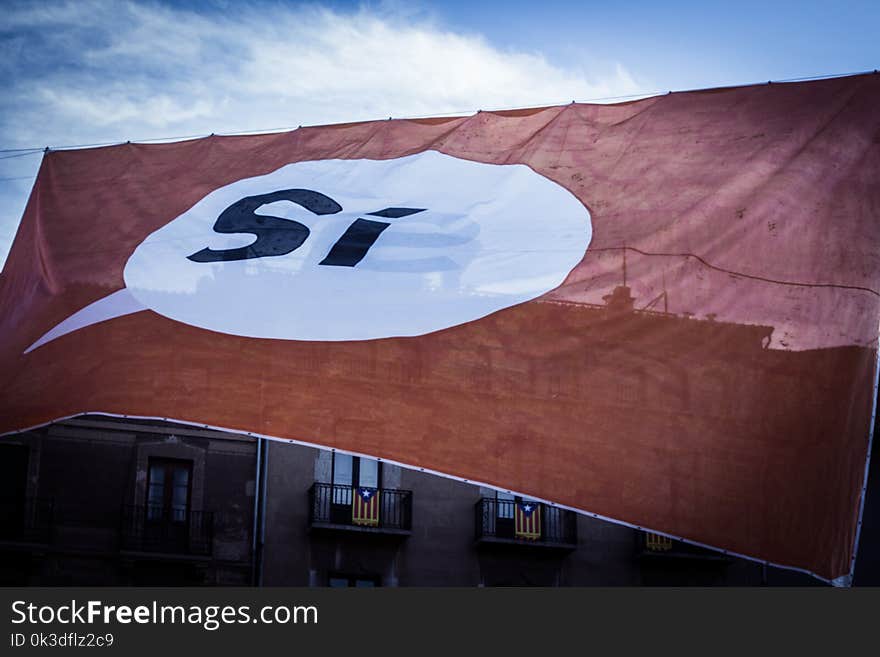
[352,487,380,527]
[514,500,541,540]
[645,532,673,552]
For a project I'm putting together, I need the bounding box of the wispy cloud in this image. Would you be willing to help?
[0,0,642,268]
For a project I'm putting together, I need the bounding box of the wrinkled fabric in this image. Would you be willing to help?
[2,73,879,580]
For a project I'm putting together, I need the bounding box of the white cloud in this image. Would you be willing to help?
[0,0,643,269]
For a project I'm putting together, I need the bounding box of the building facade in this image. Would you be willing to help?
[0,417,255,586]
[5,413,872,587]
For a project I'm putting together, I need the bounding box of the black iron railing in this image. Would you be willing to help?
[308,483,412,531]
[638,531,728,560]
[119,505,213,556]
[0,497,54,544]
[475,498,577,546]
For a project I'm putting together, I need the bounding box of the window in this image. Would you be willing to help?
[146,458,192,522]
[495,490,515,519]
[331,453,381,489]
[331,453,353,489]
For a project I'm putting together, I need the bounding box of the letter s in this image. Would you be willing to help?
[11,601,25,624]
[188,189,342,263]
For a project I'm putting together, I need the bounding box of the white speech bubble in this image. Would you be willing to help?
[25,150,591,351]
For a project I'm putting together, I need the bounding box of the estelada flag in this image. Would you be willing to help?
[515,501,542,541]
[2,73,879,583]
[352,487,380,527]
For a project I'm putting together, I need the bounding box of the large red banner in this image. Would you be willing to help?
[2,73,878,582]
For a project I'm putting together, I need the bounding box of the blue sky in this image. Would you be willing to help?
[1,0,878,269]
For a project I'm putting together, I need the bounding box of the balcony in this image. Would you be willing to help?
[0,497,54,546]
[637,531,732,562]
[119,505,214,557]
[308,483,412,535]
[475,498,577,550]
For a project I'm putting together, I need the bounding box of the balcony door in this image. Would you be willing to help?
[330,454,380,523]
[494,491,516,538]
[145,458,192,549]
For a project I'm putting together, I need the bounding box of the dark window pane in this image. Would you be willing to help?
[147,483,164,507]
[149,464,165,484]
[172,467,188,486]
